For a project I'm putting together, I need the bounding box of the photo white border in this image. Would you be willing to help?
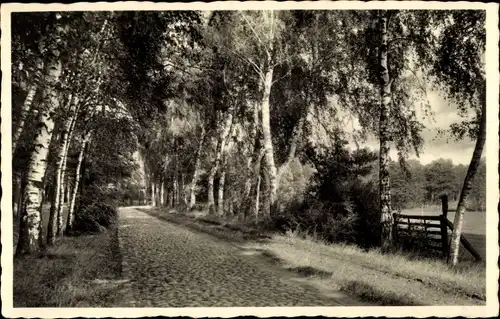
[1,1,499,318]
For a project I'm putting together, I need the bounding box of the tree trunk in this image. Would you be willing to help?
[217,170,226,216]
[48,95,78,243]
[284,87,310,168]
[160,179,165,206]
[260,66,278,214]
[244,102,261,201]
[57,98,79,236]
[174,177,179,207]
[156,182,161,207]
[151,180,156,207]
[449,103,486,266]
[263,168,271,219]
[61,108,78,195]
[13,173,24,218]
[12,85,38,153]
[169,188,174,207]
[181,173,187,205]
[65,175,71,206]
[254,174,261,225]
[189,127,205,209]
[65,131,92,234]
[16,58,62,255]
[285,117,303,163]
[378,14,393,250]
[208,106,234,212]
[207,137,219,211]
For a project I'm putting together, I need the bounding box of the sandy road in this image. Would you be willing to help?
[116,207,366,307]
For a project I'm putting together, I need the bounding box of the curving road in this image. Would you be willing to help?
[115,207,366,307]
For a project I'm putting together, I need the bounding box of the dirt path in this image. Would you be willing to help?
[115,207,368,307]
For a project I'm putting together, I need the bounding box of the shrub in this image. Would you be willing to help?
[74,202,117,233]
[73,185,118,233]
[273,142,381,248]
[348,180,381,248]
[277,158,312,209]
[272,197,360,245]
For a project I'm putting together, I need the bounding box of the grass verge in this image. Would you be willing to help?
[13,225,124,307]
[139,208,272,243]
[251,232,486,305]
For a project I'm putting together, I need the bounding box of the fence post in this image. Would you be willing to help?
[392,213,398,245]
[441,194,448,220]
[440,195,449,260]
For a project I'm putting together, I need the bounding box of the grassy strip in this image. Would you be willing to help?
[340,280,419,306]
[13,226,124,307]
[254,233,485,305]
[138,208,272,243]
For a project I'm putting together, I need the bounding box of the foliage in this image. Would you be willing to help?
[11,9,486,261]
[389,159,426,210]
[271,140,380,247]
[73,185,118,233]
[430,10,485,140]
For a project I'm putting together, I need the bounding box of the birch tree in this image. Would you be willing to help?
[208,11,296,215]
[341,10,444,249]
[428,11,486,265]
[16,13,66,255]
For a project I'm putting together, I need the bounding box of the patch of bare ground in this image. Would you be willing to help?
[141,207,486,306]
[13,225,125,307]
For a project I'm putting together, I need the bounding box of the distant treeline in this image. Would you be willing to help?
[387,158,486,211]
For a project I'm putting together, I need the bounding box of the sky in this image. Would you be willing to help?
[340,88,478,166]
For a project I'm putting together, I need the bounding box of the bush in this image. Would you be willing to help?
[272,142,382,248]
[349,180,381,248]
[73,185,118,233]
[74,202,117,233]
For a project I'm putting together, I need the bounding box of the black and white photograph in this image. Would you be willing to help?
[1,1,498,317]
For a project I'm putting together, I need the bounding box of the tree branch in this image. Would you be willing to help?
[229,48,265,82]
[271,67,290,85]
[240,12,267,50]
[387,37,414,48]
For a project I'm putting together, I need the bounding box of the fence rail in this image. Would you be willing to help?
[392,195,481,262]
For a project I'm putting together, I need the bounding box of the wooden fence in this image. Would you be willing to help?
[392,195,482,262]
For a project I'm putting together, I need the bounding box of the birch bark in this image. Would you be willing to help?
[16,58,62,255]
[378,14,394,249]
[65,131,92,233]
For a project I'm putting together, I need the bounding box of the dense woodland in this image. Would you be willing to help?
[12,10,485,267]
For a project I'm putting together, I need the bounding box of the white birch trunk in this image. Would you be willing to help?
[207,137,218,211]
[208,106,234,211]
[65,175,71,205]
[16,58,62,255]
[254,174,261,225]
[449,102,486,265]
[56,97,79,236]
[181,173,187,206]
[160,179,165,206]
[66,131,92,233]
[189,127,205,209]
[48,95,78,242]
[12,85,37,153]
[217,170,226,216]
[378,14,393,249]
[260,66,278,214]
[244,102,260,201]
[151,180,156,207]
